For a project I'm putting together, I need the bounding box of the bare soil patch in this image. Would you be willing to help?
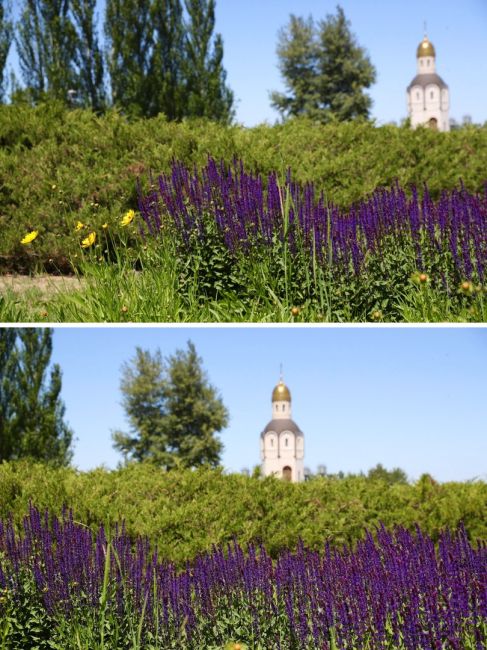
[0,274,85,296]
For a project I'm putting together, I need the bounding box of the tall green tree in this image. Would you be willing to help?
[183,0,234,122]
[0,329,17,460]
[112,347,167,462]
[15,0,78,102]
[315,5,376,121]
[0,0,12,102]
[270,15,319,119]
[104,0,152,116]
[71,0,105,110]
[113,341,228,469]
[147,0,184,119]
[0,328,73,466]
[272,5,376,122]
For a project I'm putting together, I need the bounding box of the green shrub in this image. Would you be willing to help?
[1,103,486,273]
[0,460,485,565]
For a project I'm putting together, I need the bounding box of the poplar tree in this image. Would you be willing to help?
[15,0,78,102]
[104,0,152,116]
[0,328,73,466]
[70,0,105,110]
[147,0,184,119]
[183,0,233,122]
[0,329,16,460]
[113,341,228,469]
[0,0,12,101]
[272,5,376,122]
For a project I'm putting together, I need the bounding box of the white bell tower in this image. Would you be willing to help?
[260,375,304,482]
[407,33,450,132]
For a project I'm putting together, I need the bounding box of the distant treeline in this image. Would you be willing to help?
[0,0,233,121]
[0,460,485,564]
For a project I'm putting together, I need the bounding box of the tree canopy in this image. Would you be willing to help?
[113,341,228,469]
[271,5,376,122]
[0,328,73,466]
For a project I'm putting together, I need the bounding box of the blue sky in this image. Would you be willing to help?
[40,326,487,483]
[6,0,487,125]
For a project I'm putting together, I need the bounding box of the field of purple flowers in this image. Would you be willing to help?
[1,506,485,649]
[136,158,486,322]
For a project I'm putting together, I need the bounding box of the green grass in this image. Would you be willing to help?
[1,239,485,323]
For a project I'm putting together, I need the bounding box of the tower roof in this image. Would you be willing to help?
[407,73,448,91]
[417,36,435,58]
[261,418,303,437]
[272,380,291,402]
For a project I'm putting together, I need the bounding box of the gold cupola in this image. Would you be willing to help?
[272,380,291,402]
[417,36,435,58]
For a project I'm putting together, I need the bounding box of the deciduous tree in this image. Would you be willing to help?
[71,0,105,110]
[0,328,73,466]
[272,5,376,122]
[147,0,184,119]
[104,0,152,116]
[183,0,234,122]
[15,0,78,102]
[113,341,228,468]
[270,15,319,119]
[0,0,12,102]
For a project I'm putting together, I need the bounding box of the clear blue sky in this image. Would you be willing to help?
[42,326,487,483]
[6,0,487,125]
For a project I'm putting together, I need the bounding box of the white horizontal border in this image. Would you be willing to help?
[3,322,486,329]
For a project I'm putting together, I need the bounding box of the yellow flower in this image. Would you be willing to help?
[75,221,84,231]
[121,209,135,226]
[102,223,108,229]
[81,232,96,248]
[20,230,38,244]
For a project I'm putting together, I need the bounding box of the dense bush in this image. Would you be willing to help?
[0,461,485,564]
[1,102,486,273]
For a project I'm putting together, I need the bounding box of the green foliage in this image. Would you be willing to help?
[272,5,376,122]
[0,104,486,273]
[104,0,153,117]
[15,0,78,103]
[183,0,234,122]
[113,341,228,468]
[0,105,486,322]
[71,0,105,111]
[0,0,12,102]
[367,463,408,485]
[103,0,233,121]
[148,0,185,120]
[270,15,319,119]
[0,460,485,566]
[0,329,73,466]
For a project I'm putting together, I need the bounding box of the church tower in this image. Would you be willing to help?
[407,34,450,131]
[260,377,304,482]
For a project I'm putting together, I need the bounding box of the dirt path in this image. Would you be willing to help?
[0,274,85,296]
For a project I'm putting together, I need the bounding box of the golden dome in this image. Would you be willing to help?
[417,37,435,58]
[272,380,291,402]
